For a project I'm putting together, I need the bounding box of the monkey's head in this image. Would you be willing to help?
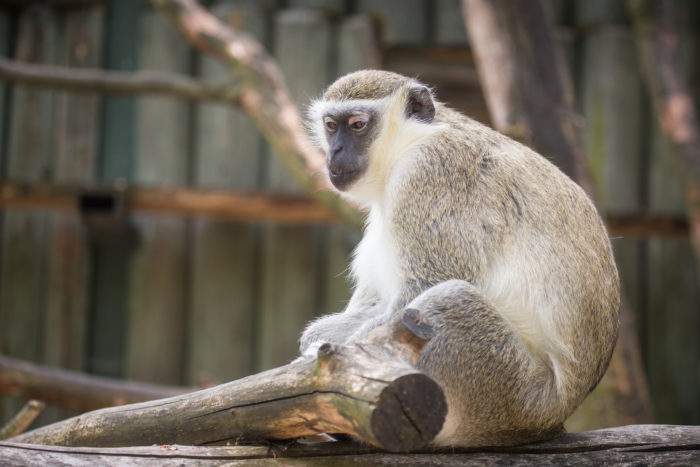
[309,70,441,204]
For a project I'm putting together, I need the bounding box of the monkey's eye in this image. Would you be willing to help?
[348,116,368,131]
[324,118,338,132]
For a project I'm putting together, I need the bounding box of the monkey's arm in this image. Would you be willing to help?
[299,287,383,358]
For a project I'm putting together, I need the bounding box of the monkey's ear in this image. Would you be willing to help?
[405,85,435,123]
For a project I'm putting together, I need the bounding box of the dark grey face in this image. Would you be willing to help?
[323,108,378,191]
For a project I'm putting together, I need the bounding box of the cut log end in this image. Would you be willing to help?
[370,373,447,452]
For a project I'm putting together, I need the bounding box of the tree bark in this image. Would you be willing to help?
[462,0,653,427]
[628,0,700,278]
[8,311,446,453]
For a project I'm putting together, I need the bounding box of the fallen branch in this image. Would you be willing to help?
[0,355,189,413]
[8,310,447,452]
[0,401,45,440]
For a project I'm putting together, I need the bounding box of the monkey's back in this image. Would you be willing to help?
[391,104,620,412]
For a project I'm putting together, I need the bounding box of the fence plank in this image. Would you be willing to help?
[256,9,330,371]
[434,0,469,46]
[0,7,8,179]
[0,5,56,424]
[646,28,700,425]
[568,26,646,431]
[42,3,103,426]
[187,0,268,385]
[124,8,190,386]
[87,0,140,379]
[357,0,428,46]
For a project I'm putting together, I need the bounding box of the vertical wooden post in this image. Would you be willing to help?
[567,13,653,429]
[645,21,700,423]
[0,4,56,423]
[256,8,331,371]
[125,5,190,386]
[43,2,103,425]
[187,0,268,385]
[88,0,140,379]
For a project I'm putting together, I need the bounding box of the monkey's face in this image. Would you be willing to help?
[322,108,378,191]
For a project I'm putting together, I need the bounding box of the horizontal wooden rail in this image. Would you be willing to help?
[0,181,690,236]
[0,182,338,225]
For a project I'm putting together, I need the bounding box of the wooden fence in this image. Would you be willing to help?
[0,0,698,430]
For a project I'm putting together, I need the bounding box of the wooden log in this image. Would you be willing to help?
[0,355,189,412]
[8,311,447,452]
[0,425,698,465]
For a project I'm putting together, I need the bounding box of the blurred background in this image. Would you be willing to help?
[0,0,697,433]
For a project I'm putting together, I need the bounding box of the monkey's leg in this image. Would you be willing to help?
[408,280,567,447]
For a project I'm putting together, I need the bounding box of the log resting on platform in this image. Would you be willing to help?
[8,310,447,453]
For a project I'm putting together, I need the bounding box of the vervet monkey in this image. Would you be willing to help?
[302,70,620,447]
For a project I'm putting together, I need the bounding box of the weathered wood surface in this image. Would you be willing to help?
[8,312,445,453]
[1,425,698,466]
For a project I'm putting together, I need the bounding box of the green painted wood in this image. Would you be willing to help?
[41,3,103,426]
[0,7,8,180]
[87,0,140,379]
[574,0,628,29]
[567,26,646,432]
[357,0,427,46]
[336,14,380,77]
[0,5,56,424]
[434,0,469,46]
[288,0,345,14]
[124,8,190,386]
[645,28,700,425]
[256,9,331,371]
[187,0,268,385]
[99,0,139,182]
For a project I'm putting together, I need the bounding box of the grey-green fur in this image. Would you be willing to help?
[302,70,620,448]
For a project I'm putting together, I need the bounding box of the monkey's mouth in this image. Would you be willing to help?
[328,168,361,191]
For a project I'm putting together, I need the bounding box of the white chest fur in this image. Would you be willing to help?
[351,206,403,304]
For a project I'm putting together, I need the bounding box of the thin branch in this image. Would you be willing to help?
[0,56,242,103]
[152,0,363,230]
[0,400,45,440]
